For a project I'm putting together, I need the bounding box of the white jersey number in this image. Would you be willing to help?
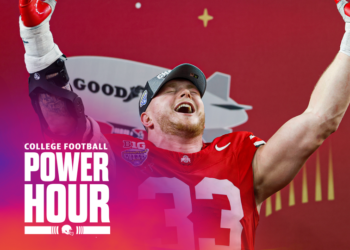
[138,177,244,250]
[196,177,244,250]
[138,177,195,250]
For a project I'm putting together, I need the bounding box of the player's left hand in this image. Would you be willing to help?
[335,0,350,22]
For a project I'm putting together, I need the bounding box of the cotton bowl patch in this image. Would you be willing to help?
[121,148,149,166]
[140,90,147,108]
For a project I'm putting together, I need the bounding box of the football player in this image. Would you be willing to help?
[19,0,350,249]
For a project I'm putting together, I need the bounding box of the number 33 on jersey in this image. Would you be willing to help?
[106,131,265,250]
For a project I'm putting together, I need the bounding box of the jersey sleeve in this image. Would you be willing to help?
[84,116,104,143]
[233,131,265,248]
[84,116,117,180]
[234,131,266,167]
[247,133,266,148]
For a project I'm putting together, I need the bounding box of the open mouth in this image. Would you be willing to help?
[174,102,195,114]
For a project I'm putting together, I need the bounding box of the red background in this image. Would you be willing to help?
[0,1,348,249]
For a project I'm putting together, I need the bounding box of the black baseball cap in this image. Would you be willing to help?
[139,63,207,116]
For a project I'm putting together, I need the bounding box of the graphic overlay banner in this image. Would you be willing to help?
[23,143,111,236]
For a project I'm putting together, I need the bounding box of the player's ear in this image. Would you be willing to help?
[141,112,154,130]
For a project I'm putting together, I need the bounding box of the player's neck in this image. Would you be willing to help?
[148,131,203,154]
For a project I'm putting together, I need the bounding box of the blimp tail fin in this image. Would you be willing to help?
[206,73,231,101]
[207,72,252,110]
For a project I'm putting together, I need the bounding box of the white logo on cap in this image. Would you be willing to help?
[140,90,148,108]
[157,70,171,79]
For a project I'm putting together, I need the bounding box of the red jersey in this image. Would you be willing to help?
[105,131,265,250]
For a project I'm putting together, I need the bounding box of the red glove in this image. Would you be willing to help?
[335,0,350,21]
[19,0,55,27]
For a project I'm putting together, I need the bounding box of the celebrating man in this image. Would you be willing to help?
[19,0,350,249]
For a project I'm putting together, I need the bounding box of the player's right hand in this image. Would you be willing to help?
[335,0,350,23]
[19,0,57,28]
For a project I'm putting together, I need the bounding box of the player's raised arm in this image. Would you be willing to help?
[253,0,350,205]
[19,0,91,142]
